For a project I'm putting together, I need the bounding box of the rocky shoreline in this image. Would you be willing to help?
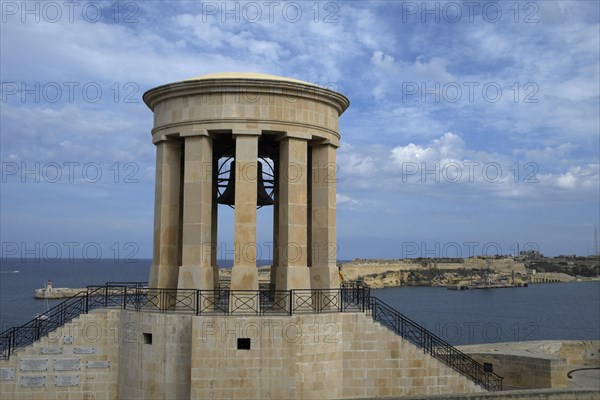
[339,256,600,289]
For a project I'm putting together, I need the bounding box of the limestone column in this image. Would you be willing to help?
[270,158,279,292]
[211,154,220,290]
[276,136,310,291]
[150,140,182,289]
[310,143,340,290]
[230,132,260,291]
[178,135,214,290]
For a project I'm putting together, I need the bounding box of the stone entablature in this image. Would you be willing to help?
[144,72,349,146]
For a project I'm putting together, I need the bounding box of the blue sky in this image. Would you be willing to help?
[1,1,599,261]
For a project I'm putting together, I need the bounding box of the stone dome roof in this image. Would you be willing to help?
[182,72,315,86]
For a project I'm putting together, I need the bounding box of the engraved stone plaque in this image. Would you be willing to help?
[20,359,48,371]
[54,358,80,371]
[87,360,110,369]
[73,347,95,354]
[63,336,73,345]
[0,368,15,380]
[55,374,79,387]
[41,347,62,355]
[21,376,45,387]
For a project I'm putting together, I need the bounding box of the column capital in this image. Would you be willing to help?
[232,129,261,137]
[180,128,211,138]
[309,139,340,148]
[152,134,185,145]
[278,131,312,141]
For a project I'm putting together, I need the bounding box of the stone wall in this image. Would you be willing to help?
[461,352,565,389]
[400,388,600,399]
[118,311,193,399]
[187,312,485,399]
[458,340,600,390]
[3,310,491,399]
[556,341,600,365]
[0,309,120,400]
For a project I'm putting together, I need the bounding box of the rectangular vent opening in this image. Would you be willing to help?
[143,333,152,345]
[237,338,251,350]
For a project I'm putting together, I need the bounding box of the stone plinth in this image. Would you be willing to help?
[1,310,489,399]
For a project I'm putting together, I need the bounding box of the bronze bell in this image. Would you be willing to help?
[217,161,274,207]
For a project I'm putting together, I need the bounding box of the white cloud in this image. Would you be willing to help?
[411,57,455,82]
[539,164,600,191]
[337,133,599,209]
[390,133,465,164]
[336,193,360,206]
[555,172,578,190]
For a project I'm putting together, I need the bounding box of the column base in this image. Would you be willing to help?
[150,263,179,289]
[276,265,311,291]
[230,266,259,313]
[310,266,341,311]
[310,265,341,290]
[177,266,214,291]
[230,266,259,291]
[277,266,312,312]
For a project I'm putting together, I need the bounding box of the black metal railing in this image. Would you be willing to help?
[1,291,87,360]
[0,281,501,391]
[369,296,503,391]
[0,283,368,359]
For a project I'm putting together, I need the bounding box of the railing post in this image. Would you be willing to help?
[104,284,108,308]
[196,290,200,316]
[59,303,64,327]
[289,290,293,315]
[9,328,15,359]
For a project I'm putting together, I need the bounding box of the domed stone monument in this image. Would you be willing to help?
[143,72,350,293]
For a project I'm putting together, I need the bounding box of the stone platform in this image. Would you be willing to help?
[458,340,600,390]
[1,309,487,399]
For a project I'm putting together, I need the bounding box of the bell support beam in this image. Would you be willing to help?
[230,130,260,291]
[309,143,340,290]
[178,135,214,290]
[149,140,182,289]
[276,135,310,291]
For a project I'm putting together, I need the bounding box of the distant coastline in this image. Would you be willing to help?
[339,254,600,289]
[11,254,599,297]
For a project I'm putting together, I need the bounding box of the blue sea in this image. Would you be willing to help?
[1,258,598,345]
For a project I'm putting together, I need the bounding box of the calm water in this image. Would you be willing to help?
[1,259,598,345]
[372,283,600,345]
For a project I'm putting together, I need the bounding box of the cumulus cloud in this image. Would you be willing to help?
[390,133,465,164]
[539,165,600,191]
[336,193,360,206]
[337,132,599,209]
